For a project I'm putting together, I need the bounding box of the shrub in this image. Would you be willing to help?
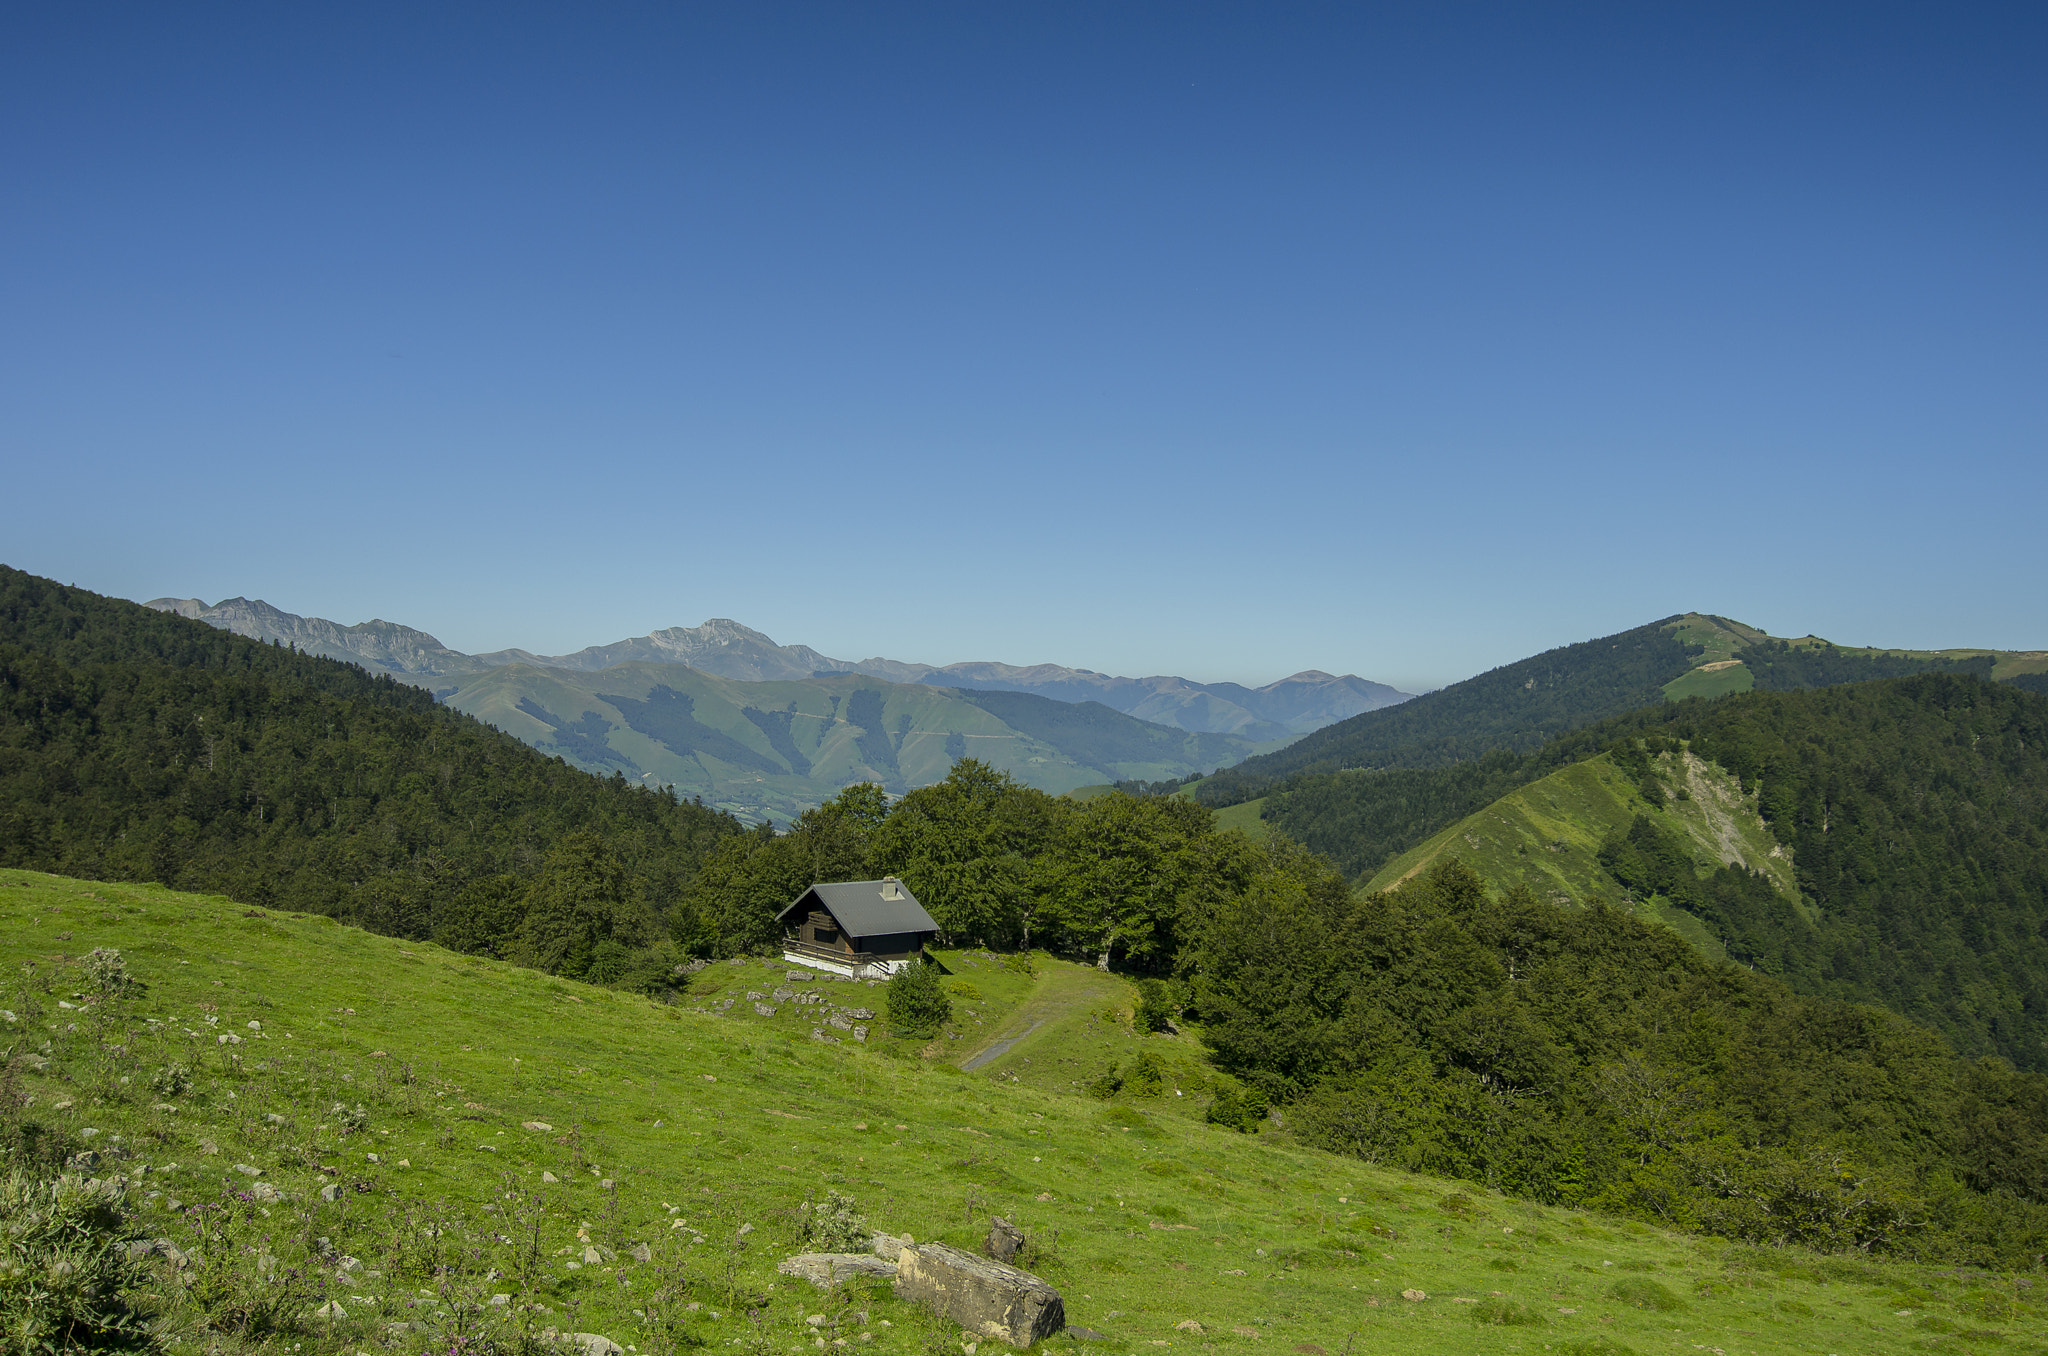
[1124,1051,1165,1096]
[885,960,952,1037]
[1085,1066,1124,1099]
[945,980,983,1001]
[1609,1277,1683,1311]
[1135,979,1180,1033]
[80,948,133,998]
[1205,1082,1269,1133]
[0,1170,154,1351]
[798,1190,870,1253]
[148,1063,191,1099]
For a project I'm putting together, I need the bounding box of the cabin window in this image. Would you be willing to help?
[813,926,840,946]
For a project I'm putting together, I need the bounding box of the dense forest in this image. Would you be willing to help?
[0,568,740,986]
[1196,857,2048,1264]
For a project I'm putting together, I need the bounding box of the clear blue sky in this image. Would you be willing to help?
[4,3,2042,691]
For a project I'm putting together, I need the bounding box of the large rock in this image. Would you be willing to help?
[983,1216,1025,1265]
[778,1252,900,1288]
[894,1242,1065,1348]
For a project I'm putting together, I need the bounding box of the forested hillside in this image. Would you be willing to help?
[0,567,740,979]
[1279,673,2048,1073]
[1197,857,2048,1263]
[1192,615,1704,803]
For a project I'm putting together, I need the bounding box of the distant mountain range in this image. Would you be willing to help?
[144,597,1411,739]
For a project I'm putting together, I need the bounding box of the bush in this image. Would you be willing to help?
[1205,1082,1269,1133]
[0,1171,154,1351]
[798,1190,870,1253]
[148,1063,191,1099]
[1124,1051,1166,1096]
[1135,979,1180,1033]
[1085,1066,1124,1100]
[81,948,133,998]
[884,960,952,1037]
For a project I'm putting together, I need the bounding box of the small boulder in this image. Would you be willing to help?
[318,1182,339,1204]
[314,1300,347,1320]
[983,1217,1025,1265]
[523,1121,553,1132]
[582,1246,603,1265]
[870,1231,915,1259]
[233,1163,262,1178]
[755,1003,778,1017]
[894,1242,1064,1348]
[780,1253,900,1288]
[631,1242,653,1263]
[569,1335,624,1356]
[543,1171,560,1183]
[250,1181,281,1202]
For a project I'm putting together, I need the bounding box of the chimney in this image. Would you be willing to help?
[881,876,902,900]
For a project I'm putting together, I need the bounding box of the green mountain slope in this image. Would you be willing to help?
[14,870,2048,1354]
[1362,749,1803,962]
[0,565,740,933]
[1197,612,2019,808]
[446,663,1261,823]
[1349,674,2048,1071]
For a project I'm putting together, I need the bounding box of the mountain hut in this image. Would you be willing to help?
[778,876,939,979]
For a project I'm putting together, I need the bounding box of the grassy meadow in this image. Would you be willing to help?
[5,868,2043,1355]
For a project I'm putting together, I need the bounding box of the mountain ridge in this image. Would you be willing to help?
[144,596,1412,737]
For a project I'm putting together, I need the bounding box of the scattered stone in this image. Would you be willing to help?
[79,1127,100,1140]
[786,971,813,982]
[1400,1289,1427,1302]
[631,1242,653,1263]
[319,1183,340,1203]
[1175,1321,1203,1334]
[781,1253,901,1287]
[250,1181,281,1202]
[1066,1328,1112,1342]
[543,1171,560,1183]
[747,991,766,1001]
[827,1014,853,1031]
[523,1121,553,1132]
[894,1243,1065,1348]
[871,1231,915,1259]
[853,1026,868,1042]
[264,1113,286,1125]
[567,1334,624,1356]
[755,1003,778,1017]
[233,1163,262,1178]
[314,1300,347,1320]
[844,1007,875,1021]
[774,987,796,1002]
[582,1246,603,1265]
[491,1293,511,1306]
[806,1315,828,1327]
[983,1217,1025,1265]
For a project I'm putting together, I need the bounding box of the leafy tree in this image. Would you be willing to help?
[512,832,654,979]
[869,760,1065,946]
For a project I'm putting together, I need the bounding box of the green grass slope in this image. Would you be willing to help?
[1363,749,1806,962]
[8,868,2042,1356]
[446,665,1256,824]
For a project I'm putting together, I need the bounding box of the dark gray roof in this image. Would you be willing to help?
[778,879,939,938]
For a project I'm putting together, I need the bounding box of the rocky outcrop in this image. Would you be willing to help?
[778,1253,900,1287]
[894,1242,1064,1348]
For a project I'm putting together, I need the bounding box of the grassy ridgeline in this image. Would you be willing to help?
[6,869,2043,1355]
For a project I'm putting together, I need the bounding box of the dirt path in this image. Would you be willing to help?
[952,963,1125,1073]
